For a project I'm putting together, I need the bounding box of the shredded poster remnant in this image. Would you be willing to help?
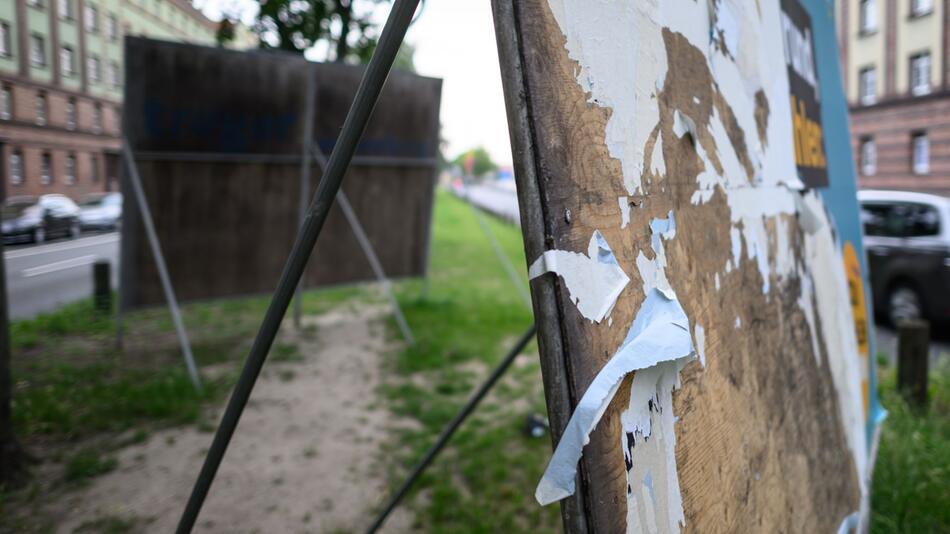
[535,288,695,506]
[529,231,630,323]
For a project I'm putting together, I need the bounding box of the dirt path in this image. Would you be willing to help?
[54,306,414,533]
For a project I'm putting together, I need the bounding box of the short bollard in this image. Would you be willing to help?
[897,319,929,408]
[93,260,111,314]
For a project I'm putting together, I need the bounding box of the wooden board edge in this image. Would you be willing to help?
[490,2,588,532]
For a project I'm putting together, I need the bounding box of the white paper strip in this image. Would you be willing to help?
[529,230,630,323]
[535,288,695,505]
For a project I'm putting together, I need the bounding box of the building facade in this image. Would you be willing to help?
[0,0,223,200]
[837,0,950,195]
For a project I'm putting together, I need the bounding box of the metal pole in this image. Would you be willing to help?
[175,2,421,531]
[464,188,532,309]
[897,320,930,408]
[114,297,123,351]
[309,145,415,344]
[92,260,111,314]
[120,141,202,391]
[294,68,317,329]
[366,324,537,534]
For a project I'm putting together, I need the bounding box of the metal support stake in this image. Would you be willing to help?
[294,68,317,329]
[121,141,201,391]
[309,145,415,344]
[115,293,124,351]
[366,324,537,534]
[464,187,532,309]
[93,260,111,314]
[175,2,421,531]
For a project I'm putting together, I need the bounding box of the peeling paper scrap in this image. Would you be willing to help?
[672,110,697,141]
[619,196,631,229]
[837,511,860,534]
[535,288,695,505]
[529,231,630,323]
[794,192,824,235]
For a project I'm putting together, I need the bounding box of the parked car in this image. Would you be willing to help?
[2,194,82,244]
[78,192,123,232]
[858,190,950,326]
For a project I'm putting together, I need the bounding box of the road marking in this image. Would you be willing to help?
[5,234,119,260]
[21,255,99,277]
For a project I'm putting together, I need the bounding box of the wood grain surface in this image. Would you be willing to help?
[493,2,862,532]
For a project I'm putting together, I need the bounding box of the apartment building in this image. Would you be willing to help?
[837,0,950,195]
[0,0,228,199]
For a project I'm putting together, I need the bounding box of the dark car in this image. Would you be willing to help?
[78,192,123,231]
[859,190,950,326]
[2,194,81,244]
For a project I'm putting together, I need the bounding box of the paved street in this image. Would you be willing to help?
[462,182,522,225]
[4,233,119,320]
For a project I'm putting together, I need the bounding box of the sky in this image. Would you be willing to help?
[197,1,514,167]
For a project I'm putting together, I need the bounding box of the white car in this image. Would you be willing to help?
[78,192,123,232]
[858,189,950,325]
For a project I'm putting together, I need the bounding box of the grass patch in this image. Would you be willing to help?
[12,362,223,438]
[64,449,118,483]
[871,361,950,533]
[9,279,377,442]
[383,192,559,532]
[11,297,114,349]
[74,515,141,533]
[272,342,303,362]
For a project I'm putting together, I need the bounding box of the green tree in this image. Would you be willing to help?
[255,0,387,62]
[454,147,498,177]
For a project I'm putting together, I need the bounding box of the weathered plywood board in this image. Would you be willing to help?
[493,1,875,532]
[120,38,441,308]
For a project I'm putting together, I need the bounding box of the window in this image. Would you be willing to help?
[65,154,76,184]
[85,4,98,33]
[92,103,102,133]
[30,34,45,67]
[910,52,931,96]
[861,202,940,237]
[912,132,929,174]
[66,97,76,129]
[0,22,11,57]
[106,14,117,41]
[0,85,10,120]
[903,203,940,236]
[859,0,877,34]
[108,62,119,88]
[35,91,47,125]
[88,55,100,82]
[90,154,99,182]
[59,0,72,19]
[858,66,876,105]
[860,137,876,176]
[40,153,51,185]
[9,150,22,185]
[60,46,74,76]
[910,0,933,17]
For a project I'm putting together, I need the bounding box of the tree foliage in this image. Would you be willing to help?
[255,0,386,62]
[454,147,498,178]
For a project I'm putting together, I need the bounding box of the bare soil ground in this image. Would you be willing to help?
[43,305,414,533]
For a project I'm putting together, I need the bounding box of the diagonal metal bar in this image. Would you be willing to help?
[366,324,537,534]
[309,144,415,344]
[121,141,202,391]
[175,1,421,531]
